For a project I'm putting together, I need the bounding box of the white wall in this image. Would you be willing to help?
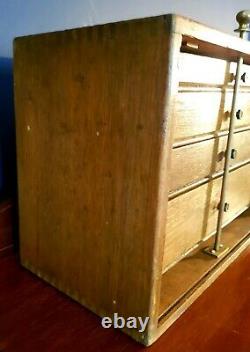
[0,0,249,57]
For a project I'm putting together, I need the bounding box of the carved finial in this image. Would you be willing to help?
[235,10,250,37]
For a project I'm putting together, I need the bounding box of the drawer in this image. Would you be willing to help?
[178,52,250,86]
[178,53,231,85]
[173,90,250,143]
[170,129,250,193]
[163,163,250,271]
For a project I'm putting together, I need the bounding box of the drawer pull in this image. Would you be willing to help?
[224,202,230,212]
[236,109,243,120]
[241,72,247,83]
[230,149,238,159]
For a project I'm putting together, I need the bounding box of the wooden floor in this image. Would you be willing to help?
[0,247,249,352]
[0,200,249,351]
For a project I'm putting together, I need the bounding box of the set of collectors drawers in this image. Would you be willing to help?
[15,13,250,345]
[163,52,250,271]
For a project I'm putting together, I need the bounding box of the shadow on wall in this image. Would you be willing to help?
[0,57,16,200]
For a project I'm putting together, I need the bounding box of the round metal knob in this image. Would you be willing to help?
[236,109,243,119]
[235,10,250,33]
[241,72,247,83]
[231,149,238,160]
[224,202,230,212]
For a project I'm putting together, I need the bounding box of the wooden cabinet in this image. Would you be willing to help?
[14,14,250,346]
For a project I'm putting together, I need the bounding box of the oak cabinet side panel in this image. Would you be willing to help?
[14,17,171,332]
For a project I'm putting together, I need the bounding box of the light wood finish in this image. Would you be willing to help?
[170,129,250,192]
[161,212,250,318]
[178,53,231,85]
[175,15,250,60]
[160,208,250,317]
[173,89,250,143]
[14,14,250,346]
[153,208,250,345]
[163,163,250,270]
[178,52,250,86]
[147,31,182,336]
[14,15,179,345]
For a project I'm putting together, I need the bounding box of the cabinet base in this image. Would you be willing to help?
[203,244,230,258]
[152,208,250,346]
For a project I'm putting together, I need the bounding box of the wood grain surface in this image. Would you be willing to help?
[170,129,250,192]
[14,16,178,344]
[159,207,250,320]
[173,89,250,143]
[163,163,250,270]
[13,13,250,345]
[0,246,249,351]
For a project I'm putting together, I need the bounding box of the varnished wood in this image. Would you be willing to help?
[163,163,250,270]
[173,89,250,143]
[181,36,250,65]
[0,200,13,253]
[14,13,250,345]
[14,15,180,345]
[1,247,249,351]
[170,129,250,192]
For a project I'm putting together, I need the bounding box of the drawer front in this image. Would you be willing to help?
[163,163,250,271]
[178,53,230,85]
[170,129,250,193]
[178,52,250,86]
[173,90,250,143]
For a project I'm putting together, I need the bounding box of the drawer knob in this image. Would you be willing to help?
[241,72,247,83]
[224,202,230,212]
[231,149,238,159]
[236,109,243,119]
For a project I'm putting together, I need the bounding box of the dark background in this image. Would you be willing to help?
[0,57,16,200]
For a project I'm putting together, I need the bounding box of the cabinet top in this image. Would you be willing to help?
[172,14,250,56]
[14,13,250,57]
